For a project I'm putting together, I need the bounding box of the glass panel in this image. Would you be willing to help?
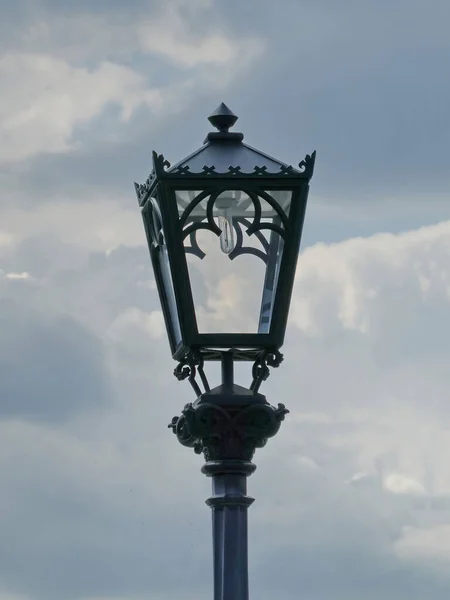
[156,243,182,344]
[176,189,291,336]
[143,197,182,346]
[259,229,284,334]
[175,189,292,218]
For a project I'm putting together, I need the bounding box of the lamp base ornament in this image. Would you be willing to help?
[168,351,288,600]
[168,398,289,463]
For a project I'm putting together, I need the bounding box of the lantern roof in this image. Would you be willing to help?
[167,102,304,176]
[135,103,315,207]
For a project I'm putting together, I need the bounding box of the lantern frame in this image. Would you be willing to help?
[135,107,315,362]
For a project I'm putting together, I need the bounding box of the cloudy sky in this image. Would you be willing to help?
[1,0,450,598]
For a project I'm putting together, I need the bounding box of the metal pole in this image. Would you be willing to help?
[221,351,234,391]
[203,460,255,600]
[168,351,289,600]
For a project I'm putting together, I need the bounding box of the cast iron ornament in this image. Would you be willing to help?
[173,348,284,396]
[168,401,289,462]
[134,150,316,206]
[179,187,288,264]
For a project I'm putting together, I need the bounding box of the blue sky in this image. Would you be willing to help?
[1,1,450,599]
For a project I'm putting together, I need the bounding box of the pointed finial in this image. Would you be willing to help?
[208,103,238,133]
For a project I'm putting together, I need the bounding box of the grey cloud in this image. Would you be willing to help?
[2,238,159,325]
[249,442,447,600]
[253,545,450,600]
[2,2,450,599]
[0,300,110,422]
[0,423,212,600]
[1,1,448,204]
[0,231,449,600]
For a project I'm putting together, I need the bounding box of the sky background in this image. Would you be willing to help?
[1,0,450,599]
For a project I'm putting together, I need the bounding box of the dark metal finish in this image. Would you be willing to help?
[135,104,316,600]
[135,150,315,208]
[208,102,239,132]
[168,350,289,600]
[136,185,312,359]
[135,105,315,360]
[178,189,287,265]
[172,348,284,399]
[168,397,289,462]
[173,350,210,397]
[204,460,255,600]
[250,348,284,393]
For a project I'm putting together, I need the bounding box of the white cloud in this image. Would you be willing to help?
[137,6,264,69]
[383,472,427,496]
[296,455,319,470]
[0,200,143,252]
[2,0,450,597]
[395,524,450,564]
[347,471,374,485]
[291,220,450,338]
[107,307,166,341]
[4,272,31,280]
[0,53,163,162]
[2,198,450,598]
[0,232,15,247]
[0,2,265,164]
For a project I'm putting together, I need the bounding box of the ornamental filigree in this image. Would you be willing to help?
[179,188,289,264]
[134,172,157,205]
[166,158,315,179]
[152,151,171,176]
[173,349,284,397]
[168,401,289,462]
[298,151,316,180]
[250,349,284,393]
[140,150,316,181]
[135,149,315,207]
[174,350,210,397]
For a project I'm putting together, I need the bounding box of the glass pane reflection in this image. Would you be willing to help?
[177,188,290,336]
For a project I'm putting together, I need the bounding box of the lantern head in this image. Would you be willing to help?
[135,103,315,362]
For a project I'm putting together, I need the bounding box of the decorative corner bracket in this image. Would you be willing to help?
[250,349,284,393]
[173,350,210,398]
[298,150,316,180]
[173,348,284,398]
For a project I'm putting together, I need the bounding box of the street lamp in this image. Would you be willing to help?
[134,103,315,600]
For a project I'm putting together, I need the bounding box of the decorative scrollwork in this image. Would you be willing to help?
[174,351,210,397]
[250,349,284,393]
[134,172,157,206]
[227,166,242,175]
[251,189,289,231]
[168,400,289,462]
[184,223,206,259]
[202,166,216,175]
[134,150,316,204]
[152,151,171,176]
[168,403,203,454]
[134,152,172,204]
[179,190,218,230]
[254,166,268,175]
[279,165,296,175]
[298,151,316,179]
[179,189,288,264]
[176,166,191,175]
[228,218,269,264]
[166,160,315,179]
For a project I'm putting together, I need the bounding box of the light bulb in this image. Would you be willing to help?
[218,210,235,254]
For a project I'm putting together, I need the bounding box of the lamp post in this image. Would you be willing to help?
[134,103,316,600]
